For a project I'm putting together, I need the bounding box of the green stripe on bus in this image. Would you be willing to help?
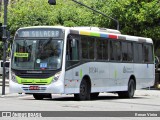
[14,53,29,58]
[16,76,53,85]
[90,32,100,37]
[80,69,83,79]
[114,70,117,79]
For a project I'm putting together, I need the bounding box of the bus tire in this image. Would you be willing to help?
[74,79,91,101]
[90,92,99,100]
[33,93,51,100]
[118,79,135,98]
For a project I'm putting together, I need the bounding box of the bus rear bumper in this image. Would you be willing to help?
[9,80,64,94]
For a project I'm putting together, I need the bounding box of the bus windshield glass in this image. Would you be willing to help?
[11,39,63,70]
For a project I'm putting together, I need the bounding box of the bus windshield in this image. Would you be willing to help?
[11,39,63,70]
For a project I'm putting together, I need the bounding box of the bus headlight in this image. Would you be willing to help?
[52,71,61,82]
[11,72,18,83]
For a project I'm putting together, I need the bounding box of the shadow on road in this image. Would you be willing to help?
[51,96,144,101]
[22,95,145,101]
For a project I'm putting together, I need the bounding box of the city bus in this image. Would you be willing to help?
[9,26,155,100]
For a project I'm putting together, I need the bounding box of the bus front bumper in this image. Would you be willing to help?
[9,80,64,94]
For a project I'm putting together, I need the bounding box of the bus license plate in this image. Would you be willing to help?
[29,86,39,90]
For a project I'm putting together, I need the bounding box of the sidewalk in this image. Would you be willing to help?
[0,85,160,97]
[135,88,160,97]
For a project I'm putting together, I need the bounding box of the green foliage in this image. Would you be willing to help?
[8,0,58,34]
[89,0,160,50]
[7,0,160,38]
[7,0,98,33]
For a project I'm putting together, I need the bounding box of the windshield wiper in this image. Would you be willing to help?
[38,38,52,53]
[41,37,52,48]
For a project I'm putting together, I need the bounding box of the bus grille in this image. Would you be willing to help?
[16,72,51,79]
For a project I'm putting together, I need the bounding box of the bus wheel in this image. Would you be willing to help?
[118,79,135,98]
[74,79,91,101]
[33,93,52,100]
[90,93,99,100]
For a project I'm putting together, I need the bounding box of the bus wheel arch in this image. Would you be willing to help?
[118,75,136,98]
[82,75,91,91]
[74,75,91,100]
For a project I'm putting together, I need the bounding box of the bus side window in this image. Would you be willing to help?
[144,44,153,63]
[66,36,79,68]
[122,42,133,62]
[122,42,128,61]
[71,39,79,60]
[133,43,143,63]
[96,38,108,60]
[110,41,121,61]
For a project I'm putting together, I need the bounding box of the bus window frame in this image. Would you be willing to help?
[65,34,81,69]
[143,43,154,64]
[109,39,122,62]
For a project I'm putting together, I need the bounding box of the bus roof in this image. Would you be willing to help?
[17,26,153,44]
[69,27,153,44]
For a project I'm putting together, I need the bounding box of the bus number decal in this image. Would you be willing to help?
[89,67,98,74]
[40,63,47,68]
[123,66,133,73]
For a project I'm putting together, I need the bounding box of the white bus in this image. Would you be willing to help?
[10,26,155,100]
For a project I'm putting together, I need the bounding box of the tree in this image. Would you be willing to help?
[7,0,99,31]
[97,0,160,51]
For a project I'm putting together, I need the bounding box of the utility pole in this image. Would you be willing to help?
[2,0,8,95]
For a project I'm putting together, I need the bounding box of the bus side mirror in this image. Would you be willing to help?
[155,56,159,71]
[71,39,76,48]
[155,56,159,65]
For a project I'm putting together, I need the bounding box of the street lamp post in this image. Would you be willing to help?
[2,0,8,95]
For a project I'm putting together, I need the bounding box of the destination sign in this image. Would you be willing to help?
[17,29,63,38]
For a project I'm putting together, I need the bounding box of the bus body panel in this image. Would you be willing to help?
[64,62,155,94]
[134,64,155,89]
